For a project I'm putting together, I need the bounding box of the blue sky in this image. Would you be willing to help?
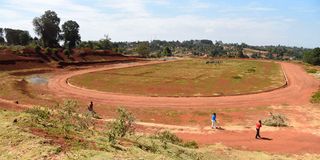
[0,0,319,48]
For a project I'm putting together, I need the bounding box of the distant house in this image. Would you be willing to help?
[243,48,269,58]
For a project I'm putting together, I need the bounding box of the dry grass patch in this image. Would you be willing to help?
[69,59,285,97]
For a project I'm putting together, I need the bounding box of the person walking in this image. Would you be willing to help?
[211,113,217,129]
[256,120,262,139]
[88,101,96,114]
[88,101,94,111]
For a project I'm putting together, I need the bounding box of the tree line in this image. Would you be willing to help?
[0,28,32,45]
[0,10,81,49]
[0,10,317,64]
[113,40,309,60]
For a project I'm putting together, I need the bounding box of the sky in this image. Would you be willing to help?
[0,0,319,48]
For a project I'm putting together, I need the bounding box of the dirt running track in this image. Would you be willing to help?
[48,61,319,108]
[177,129,320,154]
[2,60,320,155]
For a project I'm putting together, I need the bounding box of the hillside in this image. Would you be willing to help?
[0,47,141,71]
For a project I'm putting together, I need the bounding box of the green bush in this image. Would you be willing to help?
[34,45,41,54]
[56,100,94,134]
[156,131,182,144]
[306,68,317,74]
[63,49,72,57]
[154,130,198,149]
[0,45,7,50]
[44,47,52,55]
[247,68,256,73]
[52,48,58,54]
[311,91,320,103]
[182,141,199,149]
[262,112,288,127]
[303,48,320,65]
[107,108,135,144]
[25,106,51,122]
[232,75,242,79]
[24,100,94,137]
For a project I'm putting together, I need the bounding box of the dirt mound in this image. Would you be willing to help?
[0,48,140,70]
[0,52,41,61]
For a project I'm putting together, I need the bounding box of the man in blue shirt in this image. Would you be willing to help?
[211,113,217,129]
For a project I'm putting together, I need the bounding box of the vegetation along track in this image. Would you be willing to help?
[48,60,319,108]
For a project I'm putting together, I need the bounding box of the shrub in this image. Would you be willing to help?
[182,141,198,149]
[52,48,58,54]
[34,45,41,54]
[156,131,182,145]
[107,108,135,144]
[232,75,242,79]
[24,100,94,137]
[311,91,320,103]
[25,106,51,122]
[306,68,317,74]
[262,112,288,127]
[303,48,320,65]
[55,100,94,135]
[44,47,52,55]
[154,131,198,149]
[247,68,256,73]
[63,48,72,57]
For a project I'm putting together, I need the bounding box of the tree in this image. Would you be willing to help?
[200,39,213,45]
[33,10,61,47]
[303,48,320,65]
[0,28,3,37]
[162,46,172,57]
[0,28,4,44]
[107,108,135,144]
[4,28,31,45]
[61,20,81,49]
[4,28,20,45]
[209,42,224,57]
[135,42,150,57]
[97,35,112,50]
[19,31,32,45]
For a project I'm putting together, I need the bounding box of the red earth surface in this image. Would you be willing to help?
[1,60,320,154]
[48,61,319,108]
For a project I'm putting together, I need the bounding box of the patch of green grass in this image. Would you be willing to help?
[0,110,58,159]
[70,59,285,97]
[306,68,318,74]
[311,91,320,103]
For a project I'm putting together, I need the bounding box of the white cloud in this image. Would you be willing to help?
[0,0,318,47]
[98,0,150,18]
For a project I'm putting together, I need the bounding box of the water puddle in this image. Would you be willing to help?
[26,75,48,85]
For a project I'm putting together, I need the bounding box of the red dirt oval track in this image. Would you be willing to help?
[48,61,319,108]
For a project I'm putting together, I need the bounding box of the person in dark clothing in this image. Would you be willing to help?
[88,101,96,114]
[88,101,93,111]
[256,120,262,139]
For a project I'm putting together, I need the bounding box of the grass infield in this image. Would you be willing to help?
[69,59,285,97]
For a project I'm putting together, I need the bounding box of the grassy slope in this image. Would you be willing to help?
[0,109,319,160]
[0,110,58,159]
[70,59,285,97]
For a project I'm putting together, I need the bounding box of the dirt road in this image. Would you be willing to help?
[48,61,319,108]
